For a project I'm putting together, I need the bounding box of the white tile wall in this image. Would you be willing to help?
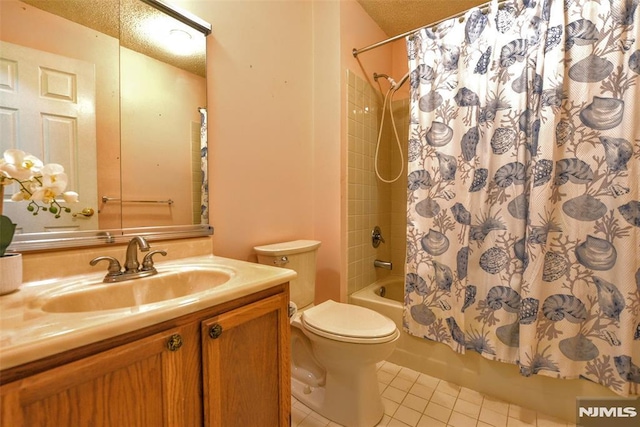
[346,71,410,295]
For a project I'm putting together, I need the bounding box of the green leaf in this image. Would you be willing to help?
[0,215,17,257]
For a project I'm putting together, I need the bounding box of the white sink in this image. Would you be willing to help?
[1,255,297,371]
[40,268,232,313]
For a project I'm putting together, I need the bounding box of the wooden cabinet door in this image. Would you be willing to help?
[0,324,201,427]
[201,292,291,427]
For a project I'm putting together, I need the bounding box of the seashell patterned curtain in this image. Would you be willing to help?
[199,107,209,225]
[404,0,640,395]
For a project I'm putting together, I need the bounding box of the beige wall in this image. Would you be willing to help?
[311,1,343,302]
[119,47,205,228]
[181,1,316,255]
[208,0,311,248]
[176,0,397,303]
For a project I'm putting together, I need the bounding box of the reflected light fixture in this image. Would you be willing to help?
[142,16,201,57]
[169,28,192,42]
[165,28,194,55]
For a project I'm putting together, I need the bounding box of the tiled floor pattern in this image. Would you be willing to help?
[292,361,577,427]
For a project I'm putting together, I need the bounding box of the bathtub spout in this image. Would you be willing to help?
[374,259,392,270]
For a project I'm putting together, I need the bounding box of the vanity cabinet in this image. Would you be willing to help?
[0,284,291,427]
[0,324,201,426]
[202,293,291,426]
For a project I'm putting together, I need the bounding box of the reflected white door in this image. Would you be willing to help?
[0,41,98,232]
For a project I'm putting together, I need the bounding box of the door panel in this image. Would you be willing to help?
[0,41,98,232]
[201,293,290,427]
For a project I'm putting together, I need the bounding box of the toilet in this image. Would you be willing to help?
[254,240,399,427]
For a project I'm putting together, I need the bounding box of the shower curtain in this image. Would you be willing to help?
[404,0,640,395]
[199,107,209,224]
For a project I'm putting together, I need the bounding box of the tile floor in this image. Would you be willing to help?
[291,361,577,427]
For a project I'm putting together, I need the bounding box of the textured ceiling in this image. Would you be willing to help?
[23,0,492,73]
[20,0,205,77]
[357,0,491,36]
[23,0,120,37]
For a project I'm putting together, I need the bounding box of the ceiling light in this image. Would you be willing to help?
[169,29,192,42]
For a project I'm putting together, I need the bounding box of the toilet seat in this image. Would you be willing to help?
[301,300,398,344]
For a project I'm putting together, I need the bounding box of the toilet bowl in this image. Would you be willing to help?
[254,240,399,427]
[294,300,399,427]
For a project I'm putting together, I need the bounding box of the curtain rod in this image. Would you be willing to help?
[352,0,506,57]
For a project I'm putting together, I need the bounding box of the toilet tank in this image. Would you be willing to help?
[254,240,321,308]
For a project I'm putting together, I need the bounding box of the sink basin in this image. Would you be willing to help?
[40,268,233,313]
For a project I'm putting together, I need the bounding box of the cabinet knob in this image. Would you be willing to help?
[167,334,183,351]
[209,324,223,339]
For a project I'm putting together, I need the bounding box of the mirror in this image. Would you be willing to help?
[0,0,213,251]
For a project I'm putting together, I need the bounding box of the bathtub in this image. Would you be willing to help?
[349,277,616,423]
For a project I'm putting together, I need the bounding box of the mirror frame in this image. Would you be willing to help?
[7,0,213,253]
[10,225,214,252]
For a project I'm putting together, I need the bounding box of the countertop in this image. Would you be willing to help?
[0,255,296,371]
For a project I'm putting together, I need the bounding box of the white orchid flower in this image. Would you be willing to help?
[10,179,38,201]
[11,191,27,201]
[30,164,68,203]
[62,191,79,203]
[1,148,80,218]
[10,180,38,201]
[0,149,43,181]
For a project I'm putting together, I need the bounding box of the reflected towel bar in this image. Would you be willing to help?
[102,196,174,205]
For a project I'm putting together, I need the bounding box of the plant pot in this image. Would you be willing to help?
[0,253,22,295]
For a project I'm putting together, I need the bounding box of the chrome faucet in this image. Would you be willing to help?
[124,236,150,273]
[372,226,385,248]
[374,259,393,270]
[90,236,167,283]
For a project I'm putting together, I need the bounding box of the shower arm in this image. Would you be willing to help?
[374,71,410,91]
[373,72,392,84]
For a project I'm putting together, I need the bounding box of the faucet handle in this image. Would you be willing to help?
[90,256,123,281]
[141,250,167,272]
[372,226,385,248]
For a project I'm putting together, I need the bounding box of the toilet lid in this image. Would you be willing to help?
[301,300,398,344]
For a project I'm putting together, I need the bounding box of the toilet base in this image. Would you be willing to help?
[291,371,385,427]
[292,376,326,415]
